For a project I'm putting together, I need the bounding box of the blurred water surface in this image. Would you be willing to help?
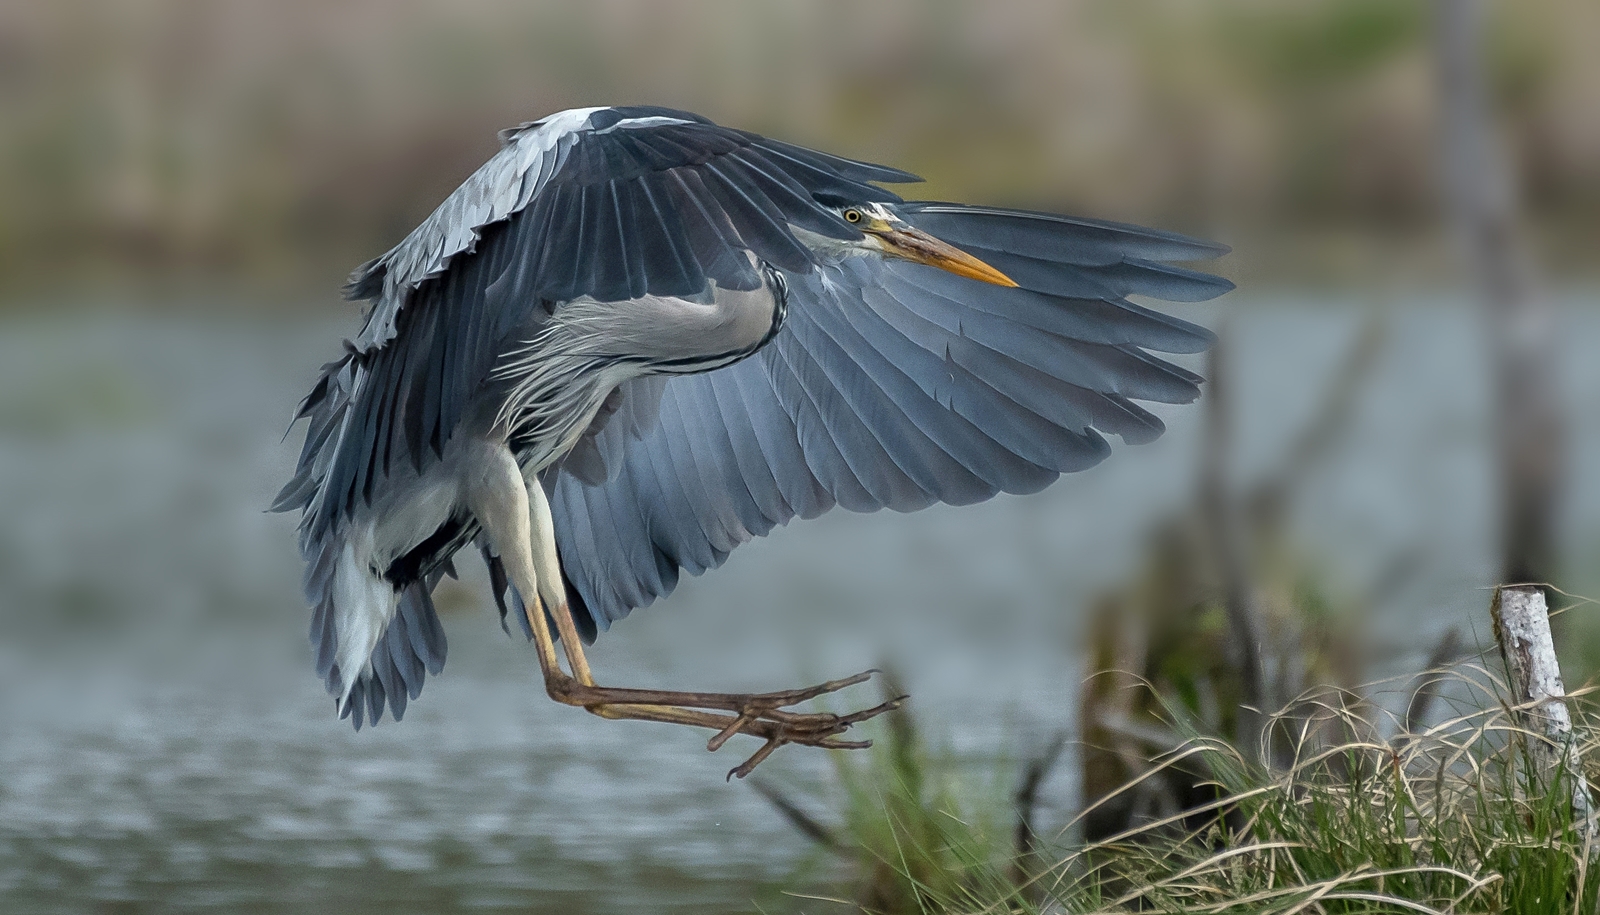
[1,292,1598,913]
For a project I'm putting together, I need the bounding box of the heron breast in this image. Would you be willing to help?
[491,264,787,470]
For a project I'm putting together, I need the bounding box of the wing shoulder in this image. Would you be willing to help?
[346,107,604,352]
[344,106,919,353]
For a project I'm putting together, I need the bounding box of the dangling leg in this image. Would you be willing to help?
[465,439,902,777]
[519,469,594,687]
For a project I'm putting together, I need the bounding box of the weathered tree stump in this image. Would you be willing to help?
[1491,584,1594,848]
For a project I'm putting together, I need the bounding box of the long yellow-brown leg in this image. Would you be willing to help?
[466,439,902,777]
[520,473,595,686]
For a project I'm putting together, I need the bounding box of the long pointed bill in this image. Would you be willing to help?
[875,225,1019,287]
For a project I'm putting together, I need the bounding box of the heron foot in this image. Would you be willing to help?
[542,669,906,778]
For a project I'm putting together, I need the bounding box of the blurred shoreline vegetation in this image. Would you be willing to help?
[765,657,1600,913]
[1,0,1597,306]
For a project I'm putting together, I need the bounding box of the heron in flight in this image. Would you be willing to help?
[274,106,1230,777]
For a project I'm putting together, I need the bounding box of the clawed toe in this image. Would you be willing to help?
[725,731,879,781]
[836,695,908,726]
[708,673,906,778]
[549,667,906,777]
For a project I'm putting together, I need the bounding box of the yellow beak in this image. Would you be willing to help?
[870,223,1018,287]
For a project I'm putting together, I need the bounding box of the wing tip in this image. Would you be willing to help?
[1122,257,1236,302]
[902,201,1233,263]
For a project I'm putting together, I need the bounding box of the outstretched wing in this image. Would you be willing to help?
[274,106,919,540]
[546,204,1232,634]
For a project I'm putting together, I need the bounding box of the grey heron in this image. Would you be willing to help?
[273,106,1231,777]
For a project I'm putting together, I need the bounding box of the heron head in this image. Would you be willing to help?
[837,203,1018,287]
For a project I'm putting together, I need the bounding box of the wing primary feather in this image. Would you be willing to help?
[353,364,388,507]
[664,168,759,290]
[703,370,793,523]
[786,283,990,503]
[579,472,651,612]
[611,181,652,300]
[665,387,764,546]
[745,142,905,205]
[800,268,1048,496]
[583,184,625,300]
[887,260,1214,354]
[657,393,743,553]
[634,172,706,296]
[596,457,669,603]
[697,160,814,273]
[402,309,438,471]
[365,669,386,727]
[553,480,611,612]
[902,202,1229,264]
[635,428,721,572]
[725,150,858,240]
[533,183,588,303]
[391,587,427,696]
[765,331,924,510]
[419,306,446,459]
[370,636,402,722]
[432,284,460,458]
[725,361,831,519]
[377,347,404,479]
[881,263,1201,403]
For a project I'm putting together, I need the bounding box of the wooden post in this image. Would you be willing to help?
[1491,584,1594,846]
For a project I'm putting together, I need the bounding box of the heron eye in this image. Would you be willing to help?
[843,209,862,224]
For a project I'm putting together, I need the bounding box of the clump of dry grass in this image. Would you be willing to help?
[771,664,1600,914]
[1044,665,1598,914]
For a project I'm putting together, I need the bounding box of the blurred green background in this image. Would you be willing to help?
[4,0,1597,301]
[1,2,1598,914]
